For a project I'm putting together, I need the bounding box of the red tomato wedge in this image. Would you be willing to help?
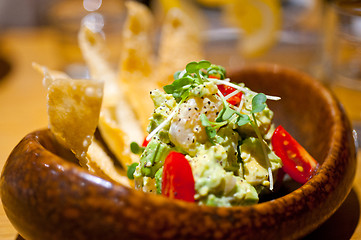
[162,151,195,202]
[271,126,319,184]
[208,74,220,79]
[217,84,243,106]
[142,137,150,147]
[209,74,243,105]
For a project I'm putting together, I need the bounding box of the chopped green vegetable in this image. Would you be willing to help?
[155,167,163,194]
[140,139,171,178]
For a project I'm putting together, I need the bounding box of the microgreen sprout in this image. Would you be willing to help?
[185,60,211,74]
[249,93,274,190]
[200,114,227,144]
[207,64,226,79]
[208,78,280,101]
[214,90,274,190]
[215,89,251,126]
[127,162,138,180]
[251,93,267,113]
[164,60,227,102]
[130,142,144,155]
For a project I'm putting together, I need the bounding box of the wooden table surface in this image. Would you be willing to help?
[0,28,360,240]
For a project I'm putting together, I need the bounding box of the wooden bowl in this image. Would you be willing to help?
[1,64,356,240]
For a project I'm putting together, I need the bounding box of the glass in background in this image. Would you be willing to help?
[199,0,324,74]
[322,0,361,147]
[46,0,125,78]
[243,0,324,74]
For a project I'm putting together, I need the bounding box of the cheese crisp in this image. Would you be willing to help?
[46,74,103,166]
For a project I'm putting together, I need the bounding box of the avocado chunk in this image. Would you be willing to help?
[139,138,171,178]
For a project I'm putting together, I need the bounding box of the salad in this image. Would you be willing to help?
[128,60,318,207]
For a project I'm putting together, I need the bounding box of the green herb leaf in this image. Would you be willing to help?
[186,60,211,74]
[171,77,191,90]
[163,76,193,101]
[127,163,138,179]
[185,61,199,73]
[173,71,182,80]
[251,93,267,113]
[222,107,236,120]
[198,60,211,70]
[205,126,217,144]
[130,142,144,154]
[163,84,174,94]
[200,114,217,144]
[207,64,226,79]
[200,113,212,127]
[236,114,250,126]
[215,107,226,122]
[200,114,228,144]
[185,60,211,74]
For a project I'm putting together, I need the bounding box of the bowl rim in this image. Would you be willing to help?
[1,63,356,240]
[18,64,347,208]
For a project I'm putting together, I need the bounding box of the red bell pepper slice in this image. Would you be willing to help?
[162,151,195,202]
[271,125,319,184]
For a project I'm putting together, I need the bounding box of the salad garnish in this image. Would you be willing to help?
[154,60,279,190]
[129,60,318,205]
[147,61,279,142]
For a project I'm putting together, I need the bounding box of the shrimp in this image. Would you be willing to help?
[169,95,222,155]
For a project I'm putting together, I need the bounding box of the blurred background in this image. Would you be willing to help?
[3,0,358,133]
[0,0,324,69]
[0,0,333,78]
